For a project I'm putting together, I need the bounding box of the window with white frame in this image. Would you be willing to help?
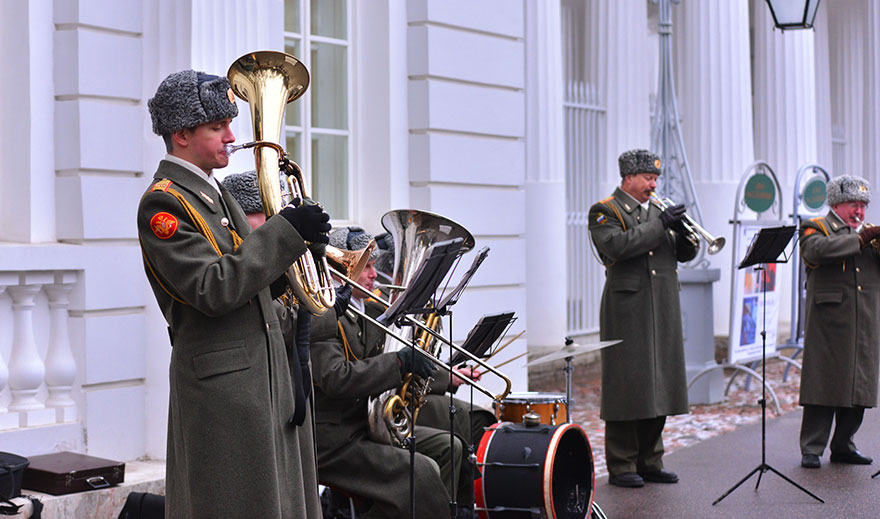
[284,0,351,220]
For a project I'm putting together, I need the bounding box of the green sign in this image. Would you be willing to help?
[802,178,827,210]
[744,174,776,213]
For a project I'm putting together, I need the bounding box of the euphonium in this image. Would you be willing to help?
[227,51,336,315]
[367,209,476,446]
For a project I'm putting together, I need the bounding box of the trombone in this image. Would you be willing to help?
[650,192,726,254]
[328,267,513,403]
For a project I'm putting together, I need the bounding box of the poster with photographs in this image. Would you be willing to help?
[729,224,781,364]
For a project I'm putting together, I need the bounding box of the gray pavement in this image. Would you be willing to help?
[591,407,880,518]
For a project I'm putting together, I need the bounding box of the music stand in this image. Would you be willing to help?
[437,246,490,311]
[713,225,824,505]
[377,238,464,326]
[448,311,515,367]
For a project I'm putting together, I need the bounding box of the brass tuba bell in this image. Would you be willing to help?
[227,50,336,315]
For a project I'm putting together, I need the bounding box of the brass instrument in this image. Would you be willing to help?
[227,50,336,315]
[328,209,512,446]
[650,193,726,254]
[854,218,880,252]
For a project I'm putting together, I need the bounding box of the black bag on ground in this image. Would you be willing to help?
[0,453,28,500]
[118,491,164,519]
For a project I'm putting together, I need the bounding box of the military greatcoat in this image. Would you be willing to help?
[310,300,452,519]
[137,160,321,519]
[588,187,698,421]
[799,211,880,408]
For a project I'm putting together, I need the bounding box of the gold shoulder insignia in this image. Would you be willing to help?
[151,179,173,193]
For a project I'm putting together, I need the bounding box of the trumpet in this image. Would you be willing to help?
[650,193,726,254]
[854,217,880,251]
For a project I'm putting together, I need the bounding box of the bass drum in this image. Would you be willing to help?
[475,422,595,519]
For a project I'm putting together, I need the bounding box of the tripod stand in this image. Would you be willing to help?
[713,226,824,505]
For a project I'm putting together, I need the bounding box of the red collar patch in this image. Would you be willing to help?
[150,212,179,240]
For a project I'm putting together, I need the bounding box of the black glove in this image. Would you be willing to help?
[659,203,687,229]
[396,349,436,379]
[333,283,353,317]
[279,198,331,243]
[858,225,880,247]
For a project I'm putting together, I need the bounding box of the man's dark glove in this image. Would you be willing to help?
[279,198,331,243]
[659,203,687,229]
[858,225,880,247]
[333,283,353,317]
[396,349,436,379]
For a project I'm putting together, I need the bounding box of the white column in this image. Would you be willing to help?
[44,273,77,423]
[673,0,754,184]
[751,0,819,187]
[0,0,56,242]
[863,2,880,188]
[603,0,651,190]
[7,275,55,427]
[0,275,19,430]
[811,0,834,170]
[826,0,866,178]
[525,0,567,350]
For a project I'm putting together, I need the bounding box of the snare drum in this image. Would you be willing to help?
[475,421,595,519]
[494,392,567,425]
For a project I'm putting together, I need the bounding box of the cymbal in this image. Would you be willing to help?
[526,339,622,367]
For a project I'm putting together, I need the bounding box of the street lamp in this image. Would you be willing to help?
[765,0,821,30]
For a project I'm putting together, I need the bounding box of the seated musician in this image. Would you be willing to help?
[310,226,473,519]
[371,244,498,448]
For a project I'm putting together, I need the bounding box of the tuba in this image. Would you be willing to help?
[367,210,476,446]
[227,51,336,315]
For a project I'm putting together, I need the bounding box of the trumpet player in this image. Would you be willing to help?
[798,174,880,469]
[138,70,331,518]
[588,149,698,488]
[309,227,471,519]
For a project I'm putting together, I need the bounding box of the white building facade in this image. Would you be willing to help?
[0,0,877,468]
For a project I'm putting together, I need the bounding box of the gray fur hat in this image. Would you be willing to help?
[373,232,395,275]
[221,170,262,214]
[827,175,871,206]
[618,149,661,177]
[148,70,239,135]
[330,226,381,261]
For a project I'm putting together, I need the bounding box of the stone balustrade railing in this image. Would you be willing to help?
[0,270,78,430]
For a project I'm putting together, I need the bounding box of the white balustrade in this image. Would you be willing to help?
[44,274,77,422]
[6,274,65,427]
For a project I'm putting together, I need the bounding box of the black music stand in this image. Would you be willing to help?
[448,311,515,367]
[377,238,464,326]
[713,225,824,505]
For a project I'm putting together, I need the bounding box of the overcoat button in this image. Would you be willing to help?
[651,270,657,276]
[220,217,229,227]
[648,251,654,256]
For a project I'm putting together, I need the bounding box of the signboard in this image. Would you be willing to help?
[744,174,776,213]
[802,178,827,211]
[728,224,781,364]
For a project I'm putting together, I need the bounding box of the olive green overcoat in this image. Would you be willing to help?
[799,211,880,408]
[310,301,452,519]
[137,160,321,519]
[588,188,698,421]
